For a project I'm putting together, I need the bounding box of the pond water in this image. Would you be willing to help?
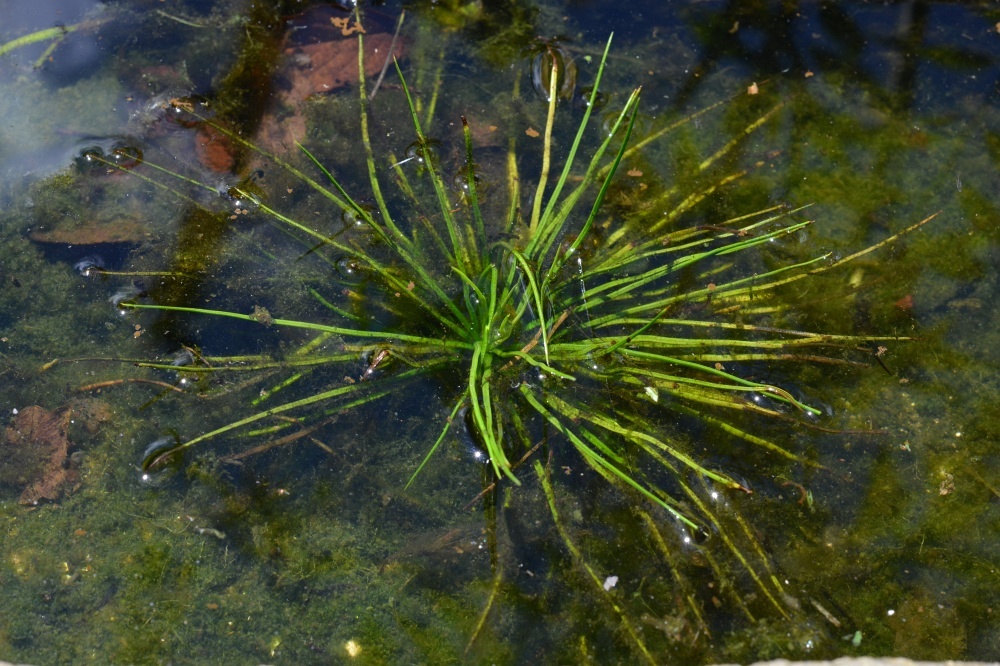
[1,1,999,664]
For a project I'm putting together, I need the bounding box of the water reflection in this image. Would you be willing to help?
[0,1,117,194]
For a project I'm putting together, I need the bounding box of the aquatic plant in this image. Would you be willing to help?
[82,25,934,661]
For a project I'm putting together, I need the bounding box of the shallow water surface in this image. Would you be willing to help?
[1,1,999,663]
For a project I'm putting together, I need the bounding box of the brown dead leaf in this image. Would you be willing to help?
[1,406,79,504]
[255,32,403,153]
[194,125,237,173]
[282,32,398,103]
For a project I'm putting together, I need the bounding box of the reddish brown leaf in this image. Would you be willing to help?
[1,406,79,504]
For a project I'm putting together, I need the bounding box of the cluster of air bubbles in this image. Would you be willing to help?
[74,255,105,278]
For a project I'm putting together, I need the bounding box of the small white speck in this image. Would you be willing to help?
[887,609,895,616]
[603,575,618,591]
[12,408,18,414]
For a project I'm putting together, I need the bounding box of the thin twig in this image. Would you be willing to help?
[154,9,207,28]
[219,419,335,463]
[498,308,570,374]
[368,10,406,101]
[77,378,187,394]
[463,438,545,510]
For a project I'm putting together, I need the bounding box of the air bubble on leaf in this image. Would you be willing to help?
[109,142,144,170]
[531,43,577,103]
[491,314,515,344]
[458,407,490,466]
[75,146,106,172]
[140,437,181,481]
[404,139,440,166]
[225,187,260,212]
[601,110,624,137]
[575,85,607,111]
[74,255,105,278]
[109,285,143,314]
[341,203,375,229]
[341,207,364,228]
[336,256,363,282]
[170,348,195,367]
[452,165,482,195]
